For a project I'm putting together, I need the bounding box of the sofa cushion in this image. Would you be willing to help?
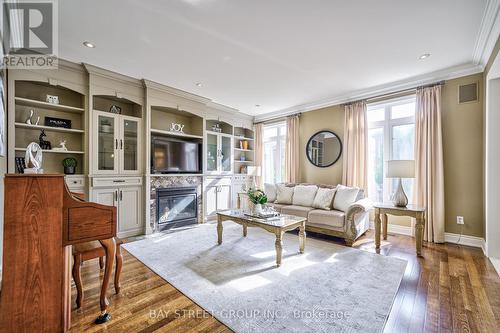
[312,187,337,210]
[292,185,318,207]
[332,185,359,212]
[281,205,314,218]
[275,184,294,204]
[266,202,287,213]
[264,183,277,202]
[307,209,345,228]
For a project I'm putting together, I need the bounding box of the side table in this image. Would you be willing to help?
[374,203,425,256]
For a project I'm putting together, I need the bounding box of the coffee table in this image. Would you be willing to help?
[216,210,307,267]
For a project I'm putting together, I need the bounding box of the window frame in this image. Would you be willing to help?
[367,95,416,202]
[262,121,287,184]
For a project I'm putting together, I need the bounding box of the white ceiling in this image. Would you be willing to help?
[59,0,492,116]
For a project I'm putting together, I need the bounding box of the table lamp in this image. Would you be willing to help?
[246,166,261,190]
[386,160,415,207]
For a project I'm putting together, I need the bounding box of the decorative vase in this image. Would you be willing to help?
[64,166,75,175]
[253,203,263,215]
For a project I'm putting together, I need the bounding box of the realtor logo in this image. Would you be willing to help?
[1,0,58,68]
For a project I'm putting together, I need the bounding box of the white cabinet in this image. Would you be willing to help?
[93,187,117,207]
[118,186,142,235]
[204,177,232,220]
[93,111,142,175]
[205,132,233,174]
[91,177,143,237]
[231,175,254,210]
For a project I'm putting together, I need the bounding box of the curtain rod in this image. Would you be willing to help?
[345,80,446,106]
[254,112,301,125]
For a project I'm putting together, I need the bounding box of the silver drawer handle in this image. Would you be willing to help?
[113,180,126,183]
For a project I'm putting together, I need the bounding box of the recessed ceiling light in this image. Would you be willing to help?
[83,41,95,48]
[196,82,202,87]
[419,53,431,60]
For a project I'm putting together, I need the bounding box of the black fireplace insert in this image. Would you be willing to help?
[156,187,198,230]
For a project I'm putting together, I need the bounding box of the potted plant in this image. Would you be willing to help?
[247,188,267,215]
[62,157,77,174]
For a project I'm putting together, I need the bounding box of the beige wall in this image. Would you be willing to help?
[442,73,484,237]
[298,73,485,237]
[299,105,344,185]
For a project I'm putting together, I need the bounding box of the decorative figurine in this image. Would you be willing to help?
[39,129,52,150]
[52,139,68,152]
[25,109,34,124]
[35,116,40,126]
[24,142,43,173]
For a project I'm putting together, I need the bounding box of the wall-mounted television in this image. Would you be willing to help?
[151,136,202,174]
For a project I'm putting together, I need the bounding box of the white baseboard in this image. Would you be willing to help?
[489,257,500,277]
[444,232,486,252]
[369,222,486,252]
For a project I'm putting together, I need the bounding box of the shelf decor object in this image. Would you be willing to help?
[169,122,185,133]
[24,142,43,174]
[45,116,72,129]
[62,157,77,174]
[386,160,415,207]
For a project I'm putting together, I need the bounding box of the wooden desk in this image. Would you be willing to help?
[0,174,117,332]
[374,203,425,256]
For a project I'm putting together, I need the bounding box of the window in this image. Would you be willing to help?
[367,96,416,203]
[262,122,286,184]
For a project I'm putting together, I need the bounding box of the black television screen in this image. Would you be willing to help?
[152,136,202,173]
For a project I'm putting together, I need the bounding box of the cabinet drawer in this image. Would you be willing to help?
[65,176,85,189]
[204,176,231,188]
[92,177,143,188]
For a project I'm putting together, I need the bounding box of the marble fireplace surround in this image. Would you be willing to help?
[150,175,203,232]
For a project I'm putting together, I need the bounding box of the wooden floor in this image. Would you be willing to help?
[68,230,500,333]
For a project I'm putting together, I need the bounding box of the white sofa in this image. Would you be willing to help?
[265,183,372,246]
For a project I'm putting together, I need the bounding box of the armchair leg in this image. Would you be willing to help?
[99,256,104,270]
[345,239,354,247]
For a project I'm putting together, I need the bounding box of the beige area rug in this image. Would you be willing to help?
[123,222,406,333]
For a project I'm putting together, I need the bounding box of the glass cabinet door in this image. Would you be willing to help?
[206,133,218,172]
[97,114,117,172]
[221,135,232,172]
[121,118,139,172]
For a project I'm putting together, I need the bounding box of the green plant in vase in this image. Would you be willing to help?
[62,157,77,175]
[247,188,267,215]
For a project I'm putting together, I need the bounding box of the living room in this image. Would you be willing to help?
[0,1,499,332]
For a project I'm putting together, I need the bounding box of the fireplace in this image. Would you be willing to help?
[156,187,198,230]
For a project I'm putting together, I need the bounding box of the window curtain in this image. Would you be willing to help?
[413,85,445,243]
[285,115,300,183]
[342,101,368,190]
[254,123,264,188]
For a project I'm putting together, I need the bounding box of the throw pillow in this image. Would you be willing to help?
[292,185,318,206]
[264,183,277,202]
[312,187,337,210]
[333,185,360,212]
[275,184,294,204]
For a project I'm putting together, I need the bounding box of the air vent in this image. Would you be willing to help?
[458,83,478,104]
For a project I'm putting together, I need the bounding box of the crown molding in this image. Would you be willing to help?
[254,62,483,122]
[83,63,143,88]
[472,0,500,65]
[143,79,212,104]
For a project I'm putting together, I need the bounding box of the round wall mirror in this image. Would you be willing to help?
[306,130,342,167]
